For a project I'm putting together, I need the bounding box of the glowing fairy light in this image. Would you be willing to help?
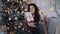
[50,7,54,11]
[17,11,20,14]
[9,17,11,21]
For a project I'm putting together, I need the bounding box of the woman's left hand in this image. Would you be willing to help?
[27,22,36,27]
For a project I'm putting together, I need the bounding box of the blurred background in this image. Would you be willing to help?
[0,0,60,34]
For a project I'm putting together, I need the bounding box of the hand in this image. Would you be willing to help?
[27,22,36,27]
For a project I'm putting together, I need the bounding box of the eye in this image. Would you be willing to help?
[32,7,34,9]
[30,6,33,9]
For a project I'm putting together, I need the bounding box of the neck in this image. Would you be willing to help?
[31,13,34,17]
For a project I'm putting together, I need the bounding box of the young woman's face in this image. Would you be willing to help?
[29,5,35,14]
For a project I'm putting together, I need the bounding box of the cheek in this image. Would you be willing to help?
[30,9,35,13]
[32,10,35,13]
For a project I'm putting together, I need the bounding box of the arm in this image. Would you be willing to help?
[43,15,48,34]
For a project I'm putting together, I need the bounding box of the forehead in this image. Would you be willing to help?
[30,5,35,8]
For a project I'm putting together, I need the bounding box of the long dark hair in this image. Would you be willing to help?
[28,3,40,22]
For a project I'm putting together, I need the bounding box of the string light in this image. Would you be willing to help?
[17,11,20,14]
[15,27,17,29]
[15,17,18,20]
[5,10,8,12]
[9,17,11,21]
[50,7,54,11]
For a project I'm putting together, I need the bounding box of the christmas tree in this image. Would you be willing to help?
[1,0,28,34]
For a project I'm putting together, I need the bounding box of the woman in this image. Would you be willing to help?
[25,3,45,34]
